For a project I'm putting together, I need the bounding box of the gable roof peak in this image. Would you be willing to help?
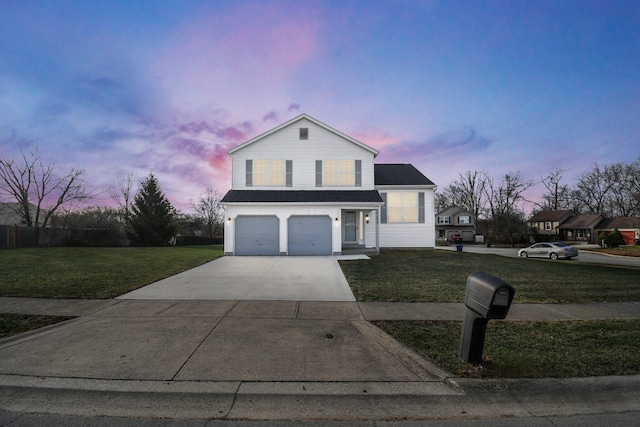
[228,113,379,156]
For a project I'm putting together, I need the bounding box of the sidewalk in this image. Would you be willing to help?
[1,297,640,422]
[2,296,640,321]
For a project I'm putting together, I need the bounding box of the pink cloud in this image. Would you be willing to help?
[153,3,323,117]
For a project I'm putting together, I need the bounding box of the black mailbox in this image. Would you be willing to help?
[459,272,515,364]
[464,272,514,319]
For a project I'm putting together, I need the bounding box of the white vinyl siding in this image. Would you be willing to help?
[231,118,375,190]
[379,188,435,248]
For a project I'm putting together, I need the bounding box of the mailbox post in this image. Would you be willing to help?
[459,272,515,364]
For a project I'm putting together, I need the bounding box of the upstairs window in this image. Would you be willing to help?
[458,215,471,224]
[437,216,451,224]
[316,159,361,187]
[545,221,552,230]
[246,159,291,187]
[299,128,308,140]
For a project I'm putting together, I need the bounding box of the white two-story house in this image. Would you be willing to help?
[221,114,436,255]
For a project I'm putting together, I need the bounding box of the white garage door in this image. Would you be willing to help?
[235,216,280,256]
[288,216,332,256]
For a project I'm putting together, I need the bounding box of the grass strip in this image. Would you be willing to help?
[375,319,640,378]
[590,246,640,257]
[340,250,640,303]
[0,313,75,339]
[0,245,223,299]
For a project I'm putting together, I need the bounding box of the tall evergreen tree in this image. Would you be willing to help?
[127,173,177,246]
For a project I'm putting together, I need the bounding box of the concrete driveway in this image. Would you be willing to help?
[117,256,356,301]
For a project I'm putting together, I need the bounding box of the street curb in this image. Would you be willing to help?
[2,374,639,421]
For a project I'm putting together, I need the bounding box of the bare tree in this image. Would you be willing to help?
[109,171,136,221]
[606,161,640,217]
[483,172,533,244]
[190,187,224,238]
[627,158,640,216]
[484,171,533,218]
[571,163,617,215]
[436,170,487,221]
[434,191,450,214]
[0,146,92,227]
[537,168,571,211]
[452,170,487,222]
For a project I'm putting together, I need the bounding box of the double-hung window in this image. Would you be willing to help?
[316,159,361,187]
[437,216,451,224]
[246,159,291,187]
[458,215,471,224]
[381,192,425,224]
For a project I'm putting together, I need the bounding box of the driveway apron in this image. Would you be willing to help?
[117,256,356,302]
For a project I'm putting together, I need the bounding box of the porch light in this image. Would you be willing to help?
[335,217,340,225]
[227,218,231,224]
[365,214,370,224]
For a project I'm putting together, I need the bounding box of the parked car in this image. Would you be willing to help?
[518,242,578,260]
[448,233,462,243]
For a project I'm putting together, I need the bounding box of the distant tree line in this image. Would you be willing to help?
[436,158,640,243]
[0,146,224,247]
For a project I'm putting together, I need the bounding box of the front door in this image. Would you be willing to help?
[344,211,357,243]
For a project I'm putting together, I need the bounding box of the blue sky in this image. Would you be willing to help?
[1,0,638,211]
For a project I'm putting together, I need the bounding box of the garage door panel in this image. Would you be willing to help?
[288,216,332,256]
[235,216,279,256]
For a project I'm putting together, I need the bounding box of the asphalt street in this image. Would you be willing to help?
[436,244,640,268]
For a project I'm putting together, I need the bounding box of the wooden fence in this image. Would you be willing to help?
[0,225,222,248]
[0,225,128,248]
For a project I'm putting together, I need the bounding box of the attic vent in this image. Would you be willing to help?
[299,127,309,140]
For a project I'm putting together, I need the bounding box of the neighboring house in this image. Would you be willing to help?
[221,114,436,256]
[558,214,604,244]
[435,205,476,242]
[596,217,640,246]
[527,210,575,241]
[0,202,44,226]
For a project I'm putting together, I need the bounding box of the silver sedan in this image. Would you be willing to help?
[518,242,579,260]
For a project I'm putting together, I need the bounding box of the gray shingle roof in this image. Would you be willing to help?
[528,210,574,222]
[558,214,604,229]
[374,164,435,186]
[597,217,640,229]
[221,190,383,203]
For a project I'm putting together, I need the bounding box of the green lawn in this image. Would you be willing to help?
[591,245,640,257]
[341,249,640,378]
[0,245,223,299]
[376,319,640,379]
[0,314,74,339]
[340,250,640,303]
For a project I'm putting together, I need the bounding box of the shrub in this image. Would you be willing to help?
[606,229,626,248]
[598,231,608,247]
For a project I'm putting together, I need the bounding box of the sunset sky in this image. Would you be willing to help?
[1,0,638,212]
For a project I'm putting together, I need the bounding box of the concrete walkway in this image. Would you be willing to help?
[2,297,640,321]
